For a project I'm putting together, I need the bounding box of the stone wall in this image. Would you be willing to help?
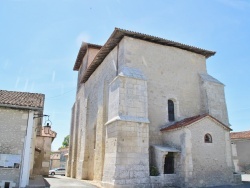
[68,35,232,187]
[119,36,208,145]
[0,107,28,187]
[102,73,150,187]
[200,74,229,126]
[232,139,250,173]
[33,136,53,175]
[162,117,234,187]
[69,45,118,180]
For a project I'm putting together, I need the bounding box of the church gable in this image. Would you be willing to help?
[160,114,232,133]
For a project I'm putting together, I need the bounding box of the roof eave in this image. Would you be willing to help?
[160,114,232,132]
[73,43,102,71]
[81,28,216,83]
[0,104,43,111]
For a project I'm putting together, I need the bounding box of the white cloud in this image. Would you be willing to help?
[52,70,56,83]
[24,79,29,91]
[15,77,20,89]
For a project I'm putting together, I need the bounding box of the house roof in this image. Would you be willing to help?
[160,114,232,132]
[0,90,45,110]
[78,28,216,83]
[73,42,102,71]
[50,152,60,160]
[230,131,250,140]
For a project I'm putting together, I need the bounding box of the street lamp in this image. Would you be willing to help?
[44,116,52,135]
[44,122,51,134]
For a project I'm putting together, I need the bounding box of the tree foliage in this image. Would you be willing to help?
[62,135,69,148]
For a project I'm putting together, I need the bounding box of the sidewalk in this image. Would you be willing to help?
[27,175,47,188]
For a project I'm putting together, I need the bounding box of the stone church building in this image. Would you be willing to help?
[67,28,236,187]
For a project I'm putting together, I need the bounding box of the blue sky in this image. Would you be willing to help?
[0,0,249,150]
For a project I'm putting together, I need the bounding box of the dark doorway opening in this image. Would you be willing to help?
[4,182,10,188]
[164,152,174,174]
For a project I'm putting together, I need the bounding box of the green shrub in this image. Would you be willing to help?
[150,166,159,176]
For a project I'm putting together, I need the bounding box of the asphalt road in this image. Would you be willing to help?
[44,174,250,188]
[44,175,99,188]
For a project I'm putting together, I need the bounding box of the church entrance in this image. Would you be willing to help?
[164,152,174,174]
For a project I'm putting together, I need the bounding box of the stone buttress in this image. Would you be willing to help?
[102,67,150,188]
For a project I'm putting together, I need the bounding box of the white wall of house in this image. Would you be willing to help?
[20,110,34,188]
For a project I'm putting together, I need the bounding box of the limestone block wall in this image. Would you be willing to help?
[0,107,28,187]
[69,45,118,180]
[232,139,250,172]
[102,74,150,187]
[162,117,234,187]
[50,159,60,169]
[200,74,229,126]
[33,136,53,175]
[118,37,208,145]
[67,103,75,177]
[103,121,150,187]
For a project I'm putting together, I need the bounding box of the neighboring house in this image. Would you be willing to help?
[50,151,61,169]
[0,90,44,188]
[67,28,236,187]
[50,147,68,169]
[0,90,56,188]
[59,147,68,168]
[32,120,56,176]
[231,130,250,173]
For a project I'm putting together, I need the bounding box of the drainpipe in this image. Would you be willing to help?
[20,110,34,188]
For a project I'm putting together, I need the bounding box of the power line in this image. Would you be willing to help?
[46,89,75,99]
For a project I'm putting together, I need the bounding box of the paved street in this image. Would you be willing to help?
[44,175,250,188]
[44,175,99,188]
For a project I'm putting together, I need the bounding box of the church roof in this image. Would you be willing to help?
[0,90,44,110]
[76,28,216,83]
[160,114,232,132]
[230,131,250,140]
[200,74,224,85]
[73,42,102,71]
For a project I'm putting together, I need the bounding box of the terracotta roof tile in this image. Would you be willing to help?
[0,90,44,110]
[230,131,250,140]
[160,114,232,132]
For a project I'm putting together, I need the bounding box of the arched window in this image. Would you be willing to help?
[168,100,175,122]
[204,133,212,143]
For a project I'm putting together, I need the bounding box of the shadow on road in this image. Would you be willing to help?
[43,178,51,187]
[46,175,60,179]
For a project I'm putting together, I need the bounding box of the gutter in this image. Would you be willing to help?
[0,104,43,111]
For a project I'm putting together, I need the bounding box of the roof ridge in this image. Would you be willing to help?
[0,89,45,96]
[115,27,215,55]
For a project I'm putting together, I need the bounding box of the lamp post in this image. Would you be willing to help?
[44,122,51,134]
[33,114,52,135]
[43,116,52,135]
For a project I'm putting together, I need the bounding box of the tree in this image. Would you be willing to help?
[61,135,69,148]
